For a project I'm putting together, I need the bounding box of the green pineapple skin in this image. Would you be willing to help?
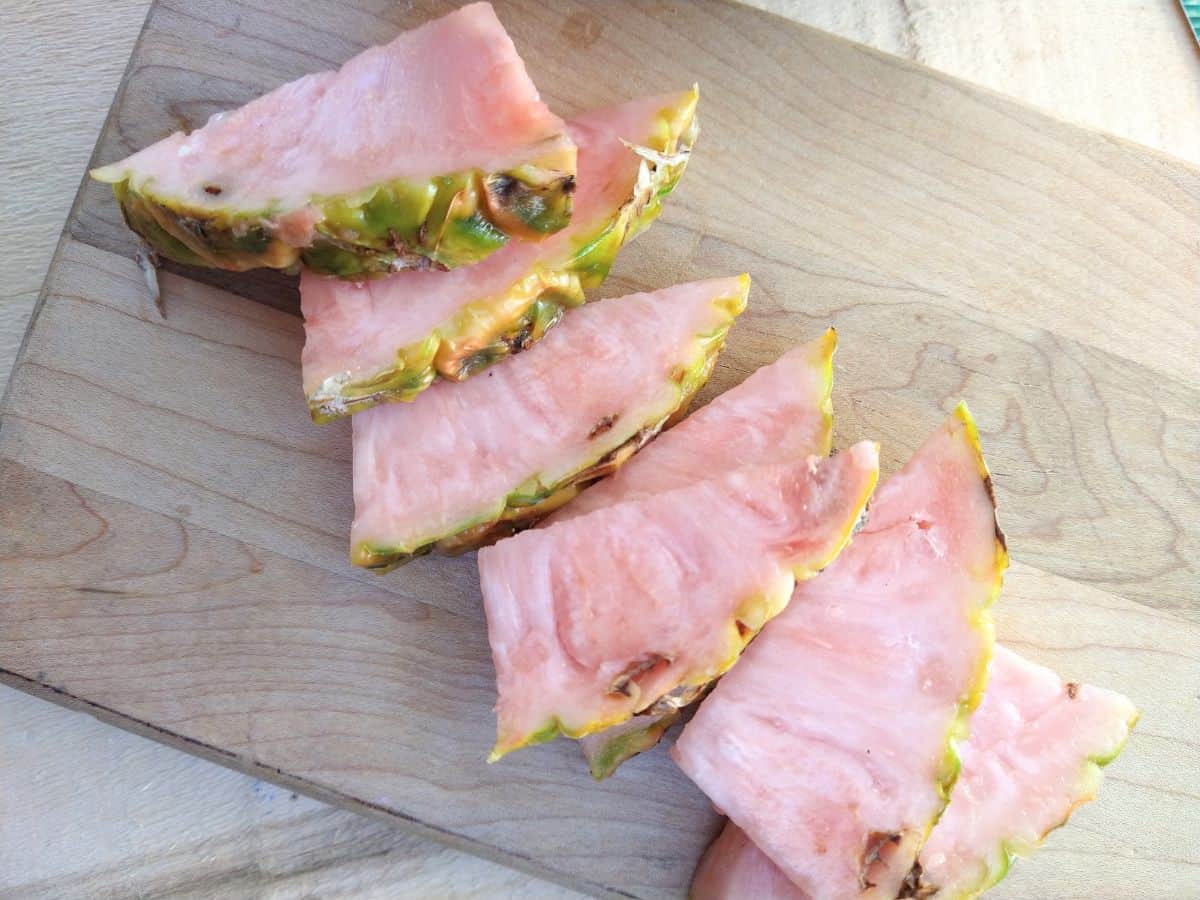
[584,711,679,780]
[890,405,1006,897]
[308,290,581,424]
[578,407,1005,789]
[307,91,701,423]
[350,278,746,573]
[95,164,574,277]
[925,710,1140,900]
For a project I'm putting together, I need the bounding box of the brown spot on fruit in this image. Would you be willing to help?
[588,414,618,439]
[203,184,223,196]
[982,473,998,506]
[502,325,535,354]
[1066,682,1080,699]
[488,174,518,201]
[609,653,672,703]
[898,861,938,898]
[860,831,902,890]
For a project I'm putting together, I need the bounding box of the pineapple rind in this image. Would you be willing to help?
[585,712,680,780]
[578,328,839,777]
[920,403,1006,846]
[93,156,575,277]
[929,709,1139,899]
[491,434,879,761]
[306,90,700,421]
[351,272,746,572]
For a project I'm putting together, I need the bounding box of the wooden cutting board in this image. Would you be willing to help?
[2,1,1197,897]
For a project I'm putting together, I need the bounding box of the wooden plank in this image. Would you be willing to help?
[2,458,1195,897]
[0,714,578,900]
[0,240,490,616]
[53,0,1200,614]
[0,459,715,899]
[71,0,1200,383]
[2,0,1198,895]
[6,233,1196,621]
[738,0,1200,165]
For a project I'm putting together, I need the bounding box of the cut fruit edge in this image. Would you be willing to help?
[350,275,748,572]
[91,4,578,276]
[579,328,838,779]
[693,651,1138,900]
[303,88,700,422]
[487,440,881,761]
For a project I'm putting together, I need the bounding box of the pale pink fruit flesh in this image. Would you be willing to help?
[690,647,1137,899]
[301,91,693,398]
[915,645,1138,896]
[691,820,796,900]
[93,3,570,224]
[550,329,836,525]
[674,407,1005,900]
[479,442,880,759]
[350,276,744,561]
[573,330,837,778]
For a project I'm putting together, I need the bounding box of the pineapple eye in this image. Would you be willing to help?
[608,653,673,703]
[588,414,618,439]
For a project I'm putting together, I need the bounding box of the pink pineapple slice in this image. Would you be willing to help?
[674,406,1006,900]
[553,328,836,524]
[479,442,880,760]
[568,330,838,778]
[691,646,1137,899]
[300,89,698,420]
[91,3,576,275]
[349,276,748,570]
[911,644,1138,897]
[691,822,796,900]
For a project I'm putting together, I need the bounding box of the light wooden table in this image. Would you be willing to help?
[2,2,1197,897]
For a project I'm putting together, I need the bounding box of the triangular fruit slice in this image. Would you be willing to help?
[479,441,879,761]
[351,276,748,570]
[301,89,698,421]
[691,822,795,900]
[690,647,1138,900]
[674,405,1006,900]
[908,645,1138,898]
[91,3,575,276]
[572,331,837,778]
[555,328,836,524]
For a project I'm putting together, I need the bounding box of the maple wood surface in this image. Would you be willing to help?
[2,1,1197,897]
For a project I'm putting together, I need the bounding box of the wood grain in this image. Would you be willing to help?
[1,688,579,900]
[0,458,719,899]
[743,0,1200,166]
[2,454,1195,897]
[2,0,1198,896]
[0,1,148,401]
